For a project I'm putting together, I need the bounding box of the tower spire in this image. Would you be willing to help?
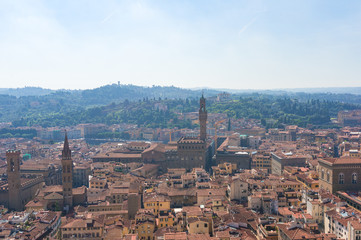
[62,131,71,159]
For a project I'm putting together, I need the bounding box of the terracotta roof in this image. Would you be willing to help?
[142,143,166,153]
[350,220,361,230]
[73,186,87,195]
[319,156,361,165]
[144,193,170,202]
[25,199,46,208]
[277,224,317,240]
[93,152,142,159]
[122,234,138,240]
[43,185,63,193]
[127,142,151,147]
[164,232,187,240]
[197,188,226,197]
[61,218,103,229]
[182,206,203,217]
[110,188,129,194]
[278,207,293,216]
[44,192,63,200]
[216,231,231,237]
[187,234,212,240]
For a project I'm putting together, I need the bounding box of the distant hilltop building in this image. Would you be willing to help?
[216,92,231,102]
[78,123,107,138]
[338,110,361,127]
[37,127,81,141]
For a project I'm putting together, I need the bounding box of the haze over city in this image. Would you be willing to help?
[3,1,361,240]
[1,0,361,90]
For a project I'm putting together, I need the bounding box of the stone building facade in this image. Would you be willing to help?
[176,137,207,170]
[73,165,91,188]
[318,156,361,193]
[271,152,307,175]
[215,151,251,170]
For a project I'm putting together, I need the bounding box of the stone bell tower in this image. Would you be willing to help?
[7,150,23,211]
[62,132,73,208]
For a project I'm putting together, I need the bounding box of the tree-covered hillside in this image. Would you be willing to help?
[1,85,361,129]
[12,98,198,129]
[0,84,218,123]
[10,94,361,129]
[209,96,359,128]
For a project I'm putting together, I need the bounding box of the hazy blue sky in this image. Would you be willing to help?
[0,0,360,90]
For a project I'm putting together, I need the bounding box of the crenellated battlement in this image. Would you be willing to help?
[6,150,20,156]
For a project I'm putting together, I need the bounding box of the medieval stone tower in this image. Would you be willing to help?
[199,94,207,141]
[6,150,23,211]
[62,132,73,208]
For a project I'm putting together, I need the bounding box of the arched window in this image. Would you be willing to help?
[327,171,330,182]
[339,173,344,184]
[352,173,357,184]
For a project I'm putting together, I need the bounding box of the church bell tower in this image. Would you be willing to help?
[7,150,23,211]
[62,132,73,208]
[199,94,207,141]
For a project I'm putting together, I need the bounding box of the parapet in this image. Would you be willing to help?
[6,150,21,156]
